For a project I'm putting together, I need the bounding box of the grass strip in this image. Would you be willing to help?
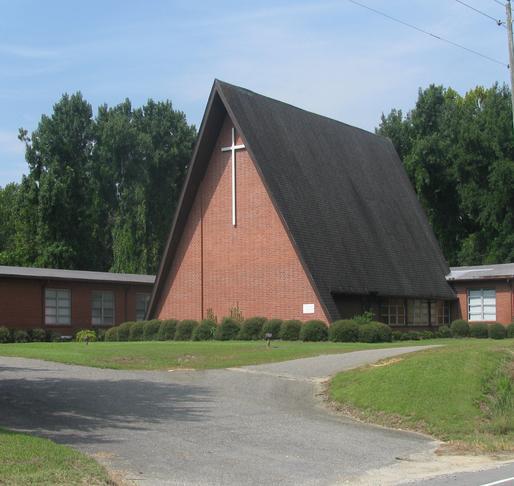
[329,339,514,452]
[0,428,112,485]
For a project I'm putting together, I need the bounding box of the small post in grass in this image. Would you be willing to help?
[265,332,272,348]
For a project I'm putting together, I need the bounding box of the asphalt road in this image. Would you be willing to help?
[0,345,510,485]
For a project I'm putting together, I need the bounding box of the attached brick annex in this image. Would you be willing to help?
[0,266,154,334]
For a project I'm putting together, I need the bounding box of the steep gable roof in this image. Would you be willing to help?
[148,80,455,319]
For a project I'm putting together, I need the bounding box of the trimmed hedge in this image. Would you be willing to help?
[117,321,135,341]
[143,320,161,341]
[358,322,392,343]
[175,320,199,341]
[193,319,216,341]
[300,320,328,342]
[470,323,488,339]
[488,322,506,340]
[261,319,282,339]
[280,320,302,341]
[329,320,359,342]
[13,330,29,343]
[105,327,118,342]
[238,317,266,340]
[129,322,145,341]
[30,328,47,342]
[158,319,178,341]
[216,318,241,341]
[0,326,10,343]
[507,323,514,338]
[451,320,470,337]
[437,325,451,338]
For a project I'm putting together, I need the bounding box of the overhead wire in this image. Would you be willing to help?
[346,0,508,68]
[454,0,505,27]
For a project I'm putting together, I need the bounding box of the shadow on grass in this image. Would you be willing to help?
[0,371,211,446]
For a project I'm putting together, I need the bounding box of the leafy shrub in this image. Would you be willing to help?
[175,320,198,341]
[329,320,359,342]
[507,323,514,338]
[280,319,302,341]
[470,323,488,339]
[238,317,266,340]
[216,318,241,340]
[117,321,135,341]
[451,319,470,338]
[261,319,282,339]
[420,330,434,340]
[49,331,62,342]
[437,325,451,338]
[0,326,11,343]
[30,328,47,342]
[13,330,29,343]
[129,322,145,341]
[75,329,97,342]
[158,319,178,341]
[488,323,506,340]
[96,329,106,342]
[193,319,217,341]
[300,320,328,342]
[104,327,118,342]
[357,322,391,343]
[143,320,161,341]
[392,330,402,341]
[280,320,302,341]
[352,311,374,325]
[399,332,412,341]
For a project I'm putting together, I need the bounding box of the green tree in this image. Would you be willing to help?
[378,83,514,266]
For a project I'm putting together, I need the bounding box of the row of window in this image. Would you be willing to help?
[379,299,450,326]
[44,289,151,326]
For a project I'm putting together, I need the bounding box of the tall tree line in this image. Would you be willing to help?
[0,93,196,274]
[377,83,514,266]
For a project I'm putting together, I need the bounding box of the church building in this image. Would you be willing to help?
[148,80,456,326]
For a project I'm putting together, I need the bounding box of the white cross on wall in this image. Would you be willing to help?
[221,127,245,226]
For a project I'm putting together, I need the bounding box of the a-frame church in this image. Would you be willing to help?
[148,80,455,326]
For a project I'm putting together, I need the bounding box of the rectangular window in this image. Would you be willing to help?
[468,289,496,321]
[407,300,429,326]
[92,291,114,326]
[136,293,151,321]
[379,298,405,326]
[45,289,71,325]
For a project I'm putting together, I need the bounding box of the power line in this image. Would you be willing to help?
[454,0,505,27]
[346,0,508,68]
[493,0,505,7]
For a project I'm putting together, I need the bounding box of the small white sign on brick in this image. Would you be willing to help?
[303,303,315,314]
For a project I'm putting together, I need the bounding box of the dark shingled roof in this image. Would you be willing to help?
[149,80,455,320]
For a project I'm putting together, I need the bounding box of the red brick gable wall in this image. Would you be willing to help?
[155,115,328,322]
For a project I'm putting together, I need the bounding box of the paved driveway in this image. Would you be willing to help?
[0,346,438,485]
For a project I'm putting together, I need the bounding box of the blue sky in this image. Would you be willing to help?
[0,0,509,186]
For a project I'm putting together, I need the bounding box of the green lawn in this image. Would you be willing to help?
[329,339,514,452]
[0,339,441,370]
[0,428,112,485]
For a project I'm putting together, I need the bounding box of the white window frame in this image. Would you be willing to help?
[468,289,496,322]
[91,291,115,326]
[135,293,151,321]
[45,288,71,326]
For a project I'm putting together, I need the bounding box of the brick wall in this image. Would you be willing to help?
[155,115,328,322]
[452,279,513,325]
[0,277,153,332]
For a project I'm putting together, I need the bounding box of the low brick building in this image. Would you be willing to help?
[0,266,154,334]
[148,80,456,325]
[447,263,514,325]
